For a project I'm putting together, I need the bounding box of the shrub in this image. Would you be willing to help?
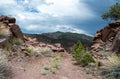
[42,55,62,74]
[72,41,84,62]
[25,46,53,57]
[50,55,62,74]
[9,37,22,46]
[33,47,53,57]
[81,51,94,66]
[50,59,59,69]
[25,46,33,56]
[4,37,22,51]
[0,50,12,79]
[54,55,62,60]
[72,41,94,66]
[101,54,120,79]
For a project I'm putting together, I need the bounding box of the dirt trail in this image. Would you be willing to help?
[9,55,101,79]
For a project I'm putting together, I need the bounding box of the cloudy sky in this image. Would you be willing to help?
[0,0,118,35]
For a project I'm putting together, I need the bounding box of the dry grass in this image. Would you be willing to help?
[104,54,120,67]
[33,47,53,57]
[0,50,12,79]
[101,54,120,79]
[25,46,53,57]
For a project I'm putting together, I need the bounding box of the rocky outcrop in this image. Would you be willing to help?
[0,15,24,47]
[0,15,65,54]
[23,36,65,53]
[9,23,24,40]
[0,15,24,40]
[0,15,16,23]
[111,30,120,53]
[91,21,120,57]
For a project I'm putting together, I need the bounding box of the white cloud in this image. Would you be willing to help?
[37,0,95,18]
[0,0,96,35]
[55,25,86,33]
[0,0,15,4]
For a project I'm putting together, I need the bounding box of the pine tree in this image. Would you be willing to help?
[72,41,94,66]
[72,41,84,62]
[102,2,120,21]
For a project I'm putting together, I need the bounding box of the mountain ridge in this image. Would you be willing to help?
[26,31,93,51]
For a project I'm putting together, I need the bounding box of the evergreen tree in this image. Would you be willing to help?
[72,41,84,62]
[72,41,94,66]
[102,2,120,21]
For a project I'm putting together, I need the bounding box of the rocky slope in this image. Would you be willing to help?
[0,15,66,53]
[91,21,120,58]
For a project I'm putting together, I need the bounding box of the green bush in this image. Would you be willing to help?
[25,46,33,56]
[72,41,94,66]
[4,37,22,51]
[72,41,84,61]
[81,51,94,66]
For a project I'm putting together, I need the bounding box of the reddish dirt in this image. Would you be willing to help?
[9,54,101,79]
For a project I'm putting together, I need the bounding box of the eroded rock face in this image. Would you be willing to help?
[0,22,11,47]
[9,23,24,40]
[0,22,11,36]
[111,30,120,53]
[91,21,120,56]
[0,15,24,47]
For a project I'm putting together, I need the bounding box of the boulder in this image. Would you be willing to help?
[0,15,16,23]
[9,23,24,40]
[54,43,61,48]
[91,21,120,56]
[51,47,65,52]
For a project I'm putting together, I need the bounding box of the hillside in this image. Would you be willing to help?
[26,31,93,51]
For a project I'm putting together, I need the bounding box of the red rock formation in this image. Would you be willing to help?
[9,23,24,40]
[0,15,24,47]
[91,21,120,57]
[0,15,16,24]
[23,36,65,53]
[111,30,120,53]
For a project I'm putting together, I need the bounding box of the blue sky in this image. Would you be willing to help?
[0,0,118,35]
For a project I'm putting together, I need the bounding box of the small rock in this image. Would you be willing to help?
[61,76,68,79]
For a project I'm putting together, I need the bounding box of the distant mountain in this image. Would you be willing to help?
[26,31,93,51]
